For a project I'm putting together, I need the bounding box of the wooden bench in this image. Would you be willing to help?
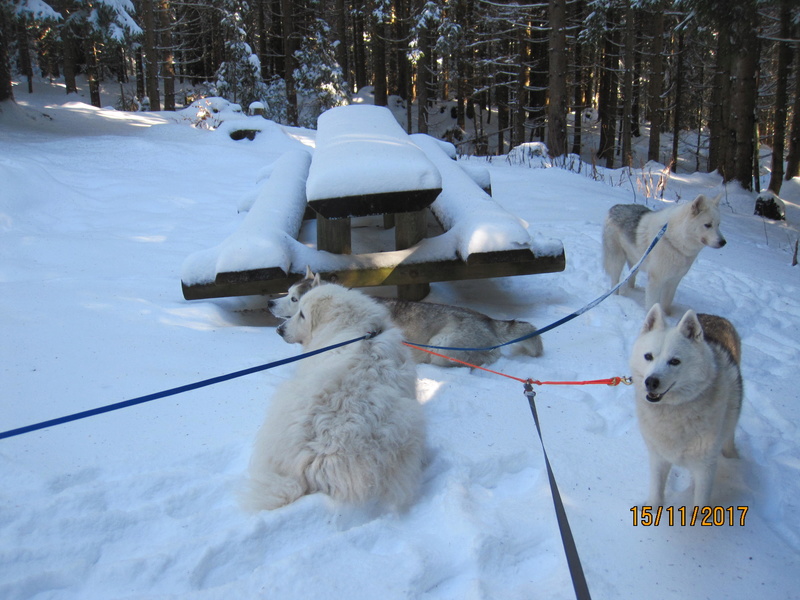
[181,106,565,301]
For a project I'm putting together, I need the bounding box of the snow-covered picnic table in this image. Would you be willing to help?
[181,105,565,301]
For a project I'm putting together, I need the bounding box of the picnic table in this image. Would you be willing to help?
[181,105,565,302]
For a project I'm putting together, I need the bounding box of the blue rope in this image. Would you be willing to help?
[1,225,666,442]
[0,334,372,441]
[407,223,667,353]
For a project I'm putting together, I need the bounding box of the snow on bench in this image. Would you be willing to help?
[181,150,311,289]
[412,134,534,261]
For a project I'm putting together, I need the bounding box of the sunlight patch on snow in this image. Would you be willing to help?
[416,378,445,405]
[284,130,316,149]
[131,235,167,243]
[43,102,170,128]
[159,306,240,331]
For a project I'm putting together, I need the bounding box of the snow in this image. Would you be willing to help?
[2,79,800,600]
[306,104,442,202]
[14,0,62,21]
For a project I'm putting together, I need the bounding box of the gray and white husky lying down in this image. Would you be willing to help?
[268,268,543,367]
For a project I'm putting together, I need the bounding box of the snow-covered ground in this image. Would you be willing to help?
[1,80,799,600]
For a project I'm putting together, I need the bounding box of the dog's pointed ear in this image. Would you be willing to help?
[711,192,723,207]
[304,265,314,280]
[691,194,707,216]
[677,310,704,342]
[642,303,666,334]
[312,273,321,287]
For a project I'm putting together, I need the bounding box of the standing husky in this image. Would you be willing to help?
[603,194,726,314]
[630,303,743,508]
[268,267,543,367]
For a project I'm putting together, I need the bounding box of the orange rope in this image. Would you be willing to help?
[403,342,528,382]
[403,342,631,387]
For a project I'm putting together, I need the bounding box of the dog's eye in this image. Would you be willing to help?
[291,297,298,302]
[704,223,712,229]
[644,353,653,361]
[668,358,681,366]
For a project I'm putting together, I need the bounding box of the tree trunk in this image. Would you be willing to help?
[513,19,529,148]
[571,39,584,155]
[598,12,618,168]
[547,0,567,157]
[646,5,665,162]
[372,11,388,106]
[768,0,791,193]
[631,32,642,138]
[135,46,145,100]
[334,0,349,90]
[16,17,33,94]
[280,0,298,125]
[728,7,759,190]
[353,11,367,91]
[159,0,176,111]
[395,0,411,114]
[417,24,431,134]
[528,26,547,142]
[621,0,635,167]
[786,38,800,181]
[142,0,161,110]
[497,64,510,154]
[86,41,102,107]
[256,0,268,79]
[671,32,684,173]
[708,20,732,176]
[63,26,78,95]
[570,0,587,155]
[0,5,13,103]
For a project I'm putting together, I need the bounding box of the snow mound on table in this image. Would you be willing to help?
[307,105,442,202]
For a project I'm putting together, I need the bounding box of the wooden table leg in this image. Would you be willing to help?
[395,209,430,301]
[317,214,351,255]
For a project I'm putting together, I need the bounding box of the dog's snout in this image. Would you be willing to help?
[645,376,660,392]
[718,238,727,248]
[267,299,276,309]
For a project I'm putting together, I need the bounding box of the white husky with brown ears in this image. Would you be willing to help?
[603,194,726,314]
[630,304,743,508]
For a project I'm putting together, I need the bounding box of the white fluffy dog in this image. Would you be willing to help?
[242,284,426,512]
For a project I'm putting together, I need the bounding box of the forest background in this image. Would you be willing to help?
[2,0,799,197]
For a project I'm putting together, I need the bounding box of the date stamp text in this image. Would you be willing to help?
[630,505,749,527]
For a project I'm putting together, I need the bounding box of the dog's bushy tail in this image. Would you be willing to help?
[502,320,544,357]
[238,473,306,512]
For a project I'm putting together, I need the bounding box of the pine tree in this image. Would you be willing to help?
[293,17,349,127]
[410,0,440,134]
[547,0,567,158]
[60,0,142,107]
[0,2,15,102]
[215,0,267,109]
